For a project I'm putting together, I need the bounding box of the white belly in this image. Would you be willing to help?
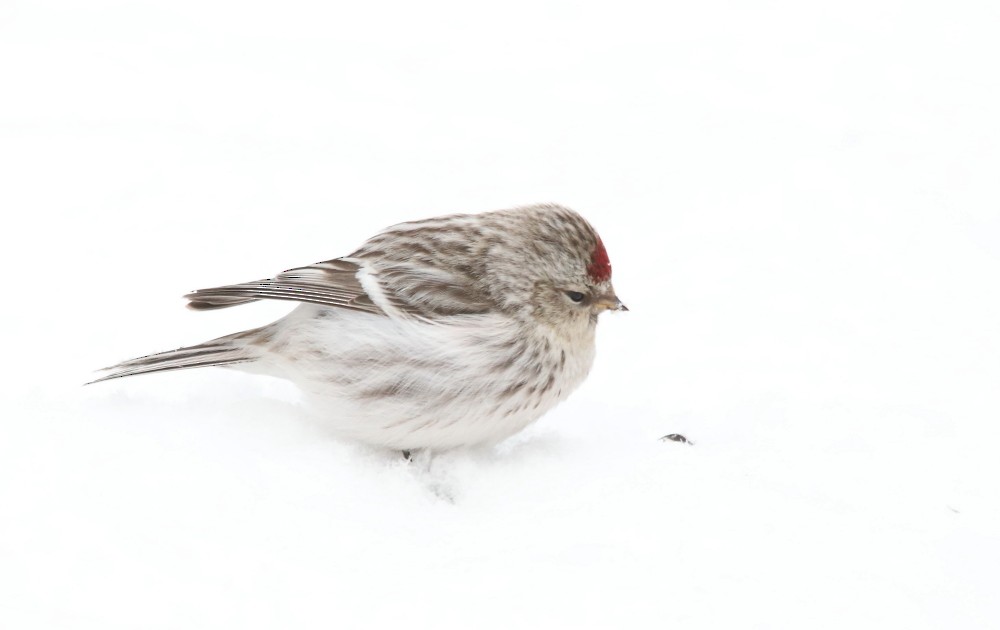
[253,305,596,450]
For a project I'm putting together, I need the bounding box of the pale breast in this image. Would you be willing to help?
[260,305,597,450]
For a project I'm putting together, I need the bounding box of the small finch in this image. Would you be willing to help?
[94,204,627,451]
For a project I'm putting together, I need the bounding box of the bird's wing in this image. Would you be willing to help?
[185,258,382,314]
[185,257,494,318]
[365,260,494,318]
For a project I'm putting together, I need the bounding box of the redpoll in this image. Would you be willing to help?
[94,204,627,451]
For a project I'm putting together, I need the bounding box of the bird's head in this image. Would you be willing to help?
[479,205,627,331]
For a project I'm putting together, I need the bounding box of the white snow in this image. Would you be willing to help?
[2,1,999,628]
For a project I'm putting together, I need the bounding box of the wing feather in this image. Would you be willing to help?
[185,258,382,314]
[185,251,495,319]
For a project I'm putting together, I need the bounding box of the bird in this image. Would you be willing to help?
[93,203,627,452]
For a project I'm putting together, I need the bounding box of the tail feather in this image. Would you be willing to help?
[89,331,261,384]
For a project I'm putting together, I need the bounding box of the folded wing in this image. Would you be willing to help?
[185,256,495,319]
[185,258,382,314]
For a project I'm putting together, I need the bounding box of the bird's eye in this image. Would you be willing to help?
[566,291,586,303]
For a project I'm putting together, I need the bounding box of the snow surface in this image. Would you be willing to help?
[2,1,999,628]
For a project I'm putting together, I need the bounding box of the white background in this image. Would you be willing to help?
[2,1,998,628]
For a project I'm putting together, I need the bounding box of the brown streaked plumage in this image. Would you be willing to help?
[93,203,626,451]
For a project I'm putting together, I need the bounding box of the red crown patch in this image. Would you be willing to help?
[587,238,612,283]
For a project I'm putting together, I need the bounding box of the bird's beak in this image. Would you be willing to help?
[595,294,628,312]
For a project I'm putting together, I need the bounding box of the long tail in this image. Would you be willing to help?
[89,329,264,384]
